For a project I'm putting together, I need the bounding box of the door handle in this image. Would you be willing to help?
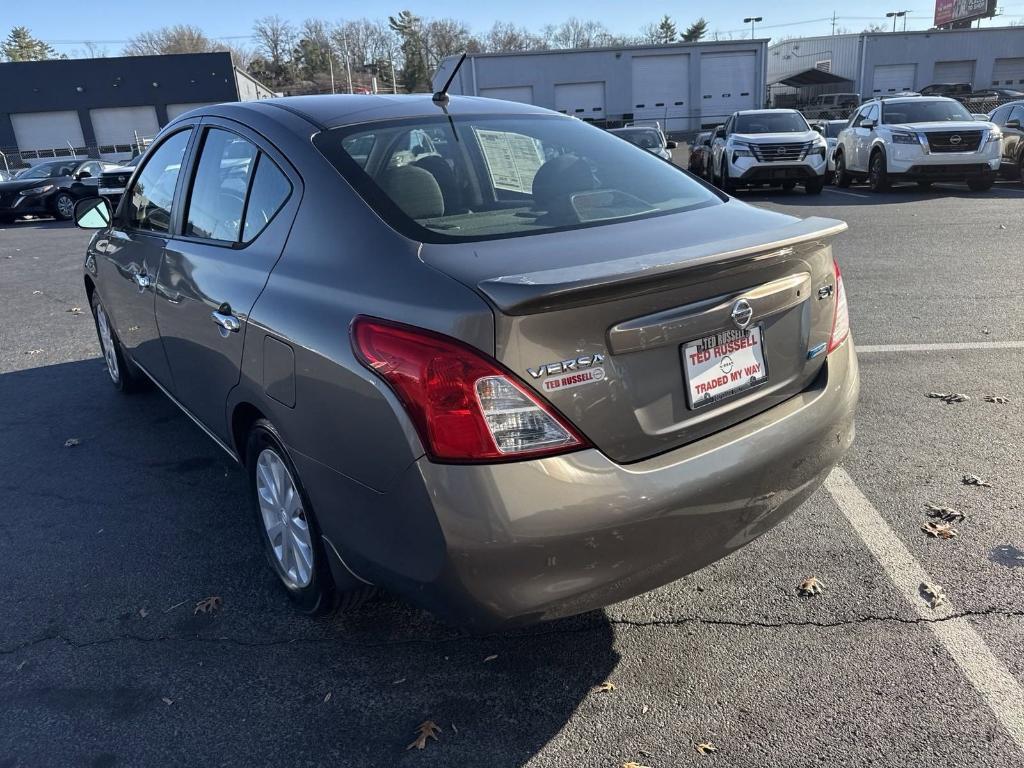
[211,309,241,333]
[133,272,151,290]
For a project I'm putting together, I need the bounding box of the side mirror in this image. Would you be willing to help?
[1006,118,1021,129]
[714,127,726,139]
[665,140,678,149]
[812,125,824,135]
[74,197,112,229]
[861,119,876,129]
[75,170,92,180]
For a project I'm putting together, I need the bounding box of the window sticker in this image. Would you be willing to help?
[472,128,545,194]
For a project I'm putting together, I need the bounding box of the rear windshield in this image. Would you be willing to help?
[883,100,972,124]
[612,129,663,149]
[734,112,809,134]
[315,114,719,243]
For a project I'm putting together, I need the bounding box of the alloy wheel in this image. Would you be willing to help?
[95,304,120,384]
[56,194,74,219]
[256,448,314,589]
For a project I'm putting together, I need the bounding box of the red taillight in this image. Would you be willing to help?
[827,258,850,353]
[351,317,588,463]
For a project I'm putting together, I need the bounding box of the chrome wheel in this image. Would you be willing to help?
[56,193,74,219]
[95,304,120,384]
[256,448,313,589]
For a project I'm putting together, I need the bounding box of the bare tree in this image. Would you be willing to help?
[123,25,215,56]
[422,18,472,71]
[546,18,611,49]
[483,21,547,52]
[251,15,297,84]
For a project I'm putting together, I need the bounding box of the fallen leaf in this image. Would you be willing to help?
[323,692,332,704]
[623,762,652,768]
[63,438,80,448]
[67,307,83,314]
[161,697,174,706]
[193,596,222,614]
[695,742,718,755]
[16,660,27,671]
[983,395,1010,404]
[138,607,149,618]
[797,576,824,596]
[642,704,650,714]
[592,681,616,693]
[24,349,43,355]
[406,720,441,750]
[962,474,992,488]
[925,503,965,523]
[920,582,947,610]
[483,654,498,662]
[924,392,968,403]
[922,521,958,539]
[32,290,42,295]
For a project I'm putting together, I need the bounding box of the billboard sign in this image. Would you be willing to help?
[934,0,997,27]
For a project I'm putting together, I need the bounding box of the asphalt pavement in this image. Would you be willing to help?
[1,180,1023,767]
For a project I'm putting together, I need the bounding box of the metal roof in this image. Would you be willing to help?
[769,68,854,87]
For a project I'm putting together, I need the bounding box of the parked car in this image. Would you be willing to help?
[919,83,973,99]
[833,96,1001,191]
[710,109,829,194]
[964,88,1024,106]
[811,119,849,175]
[988,99,1024,180]
[75,95,858,630]
[687,130,714,178]
[803,93,860,119]
[98,154,142,209]
[607,125,676,161]
[0,158,116,223]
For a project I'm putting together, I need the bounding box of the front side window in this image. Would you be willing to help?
[124,129,192,234]
[315,114,719,243]
[989,105,1010,125]
[184,128,257,242]
[734,112,809,134]
[882,100,972,124]
[1010,106,1024,124]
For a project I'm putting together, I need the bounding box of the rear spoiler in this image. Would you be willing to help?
[477,216,847,315]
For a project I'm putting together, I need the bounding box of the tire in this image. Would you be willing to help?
[967,176,994,192]
[868,150,890,192]
[916,181,933,189]
[246,419,373,616]
[719,159,736,194]
[805,177,824,195]
[834,152,852,188]
[53,192,75,221]
[89,293,147,393]
[781,181,797,191]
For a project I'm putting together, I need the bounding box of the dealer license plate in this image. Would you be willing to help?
[682,327,768,409]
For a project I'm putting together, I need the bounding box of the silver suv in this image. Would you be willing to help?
[834,96,1002,192]
[711,109,828,195]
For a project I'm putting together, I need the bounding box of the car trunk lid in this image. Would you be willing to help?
[420,202,847,463]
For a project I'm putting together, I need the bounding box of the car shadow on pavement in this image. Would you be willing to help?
[0,359,620,768]
[738,182,1020,207]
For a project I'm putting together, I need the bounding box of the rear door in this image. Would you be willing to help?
[154,119,299,442]
[99,126,195,388]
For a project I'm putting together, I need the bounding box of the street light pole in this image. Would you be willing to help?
[885,10,908,32]
[743,16,763,40]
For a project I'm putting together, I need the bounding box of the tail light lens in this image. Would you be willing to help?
[351,317,588,463]
[827,258,850,353]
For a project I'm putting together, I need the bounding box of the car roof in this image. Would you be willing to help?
[199,94,556,130]
[874,95,951,105]
[735,108,800,116]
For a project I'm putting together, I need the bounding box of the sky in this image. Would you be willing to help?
[6,0,1024,56]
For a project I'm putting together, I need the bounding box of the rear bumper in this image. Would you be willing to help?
[313,339,859,631]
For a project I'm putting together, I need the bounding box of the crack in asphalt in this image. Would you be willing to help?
[3,608,1023,657]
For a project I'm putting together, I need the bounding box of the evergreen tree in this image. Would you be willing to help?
[682,17,709,42]
[656,15,677,44]
[388,10,429,92]
[1,27,58,61]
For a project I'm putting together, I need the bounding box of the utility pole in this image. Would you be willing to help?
[831,11,837,36]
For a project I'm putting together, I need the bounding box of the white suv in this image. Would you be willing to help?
[710,109,828,195]
[833,96,1002,192]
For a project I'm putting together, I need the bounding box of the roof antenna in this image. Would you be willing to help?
[433,52,467,106]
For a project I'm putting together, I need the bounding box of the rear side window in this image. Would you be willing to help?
[124,129,191,233]
[242,156,291,241]
[185,128,257,241]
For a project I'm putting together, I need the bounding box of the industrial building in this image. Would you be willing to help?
[0,52,274,167]
[767,26,1024,104]
[433,39,769,132]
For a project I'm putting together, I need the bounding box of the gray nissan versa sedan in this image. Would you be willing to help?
[75,94,858,630]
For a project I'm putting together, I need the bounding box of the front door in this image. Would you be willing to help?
[98,127,194,389]
[154,122,298,443]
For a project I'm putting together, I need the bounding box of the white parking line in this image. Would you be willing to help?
[824,468,1024,754]
[856,341,1024,354]
[824,188,871,199]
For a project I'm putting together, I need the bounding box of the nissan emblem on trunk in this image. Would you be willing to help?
[731,299,754,330]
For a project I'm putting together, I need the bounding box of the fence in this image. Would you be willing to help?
[0,136,155,177]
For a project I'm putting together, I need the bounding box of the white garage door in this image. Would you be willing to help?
[89,106,161,161]
[992,57,1024,87]
[933,60,975,86]
[554,82,606,120]
[631,54,690,131]
[701,52,757,126]
[166,102,219,121]
[11,111,85,157]
[478,86,534,105]
[872,64,917,96]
